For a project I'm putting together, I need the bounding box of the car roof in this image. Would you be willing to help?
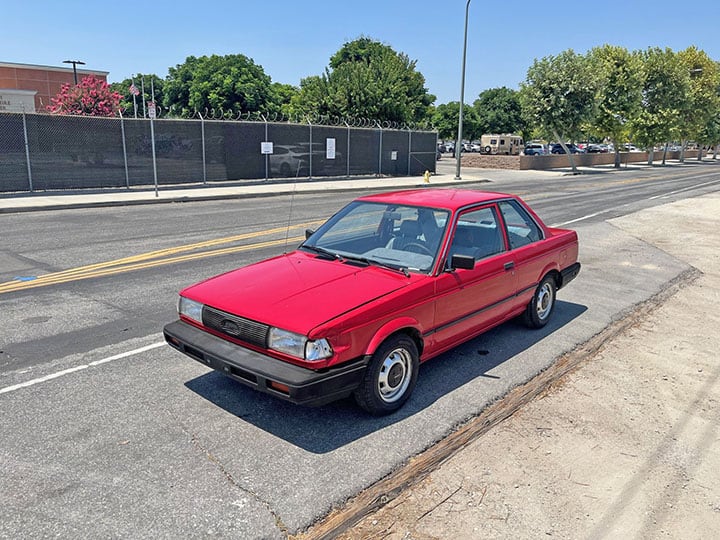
[356,189,516,211]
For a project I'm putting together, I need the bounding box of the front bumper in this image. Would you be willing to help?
[164,320,368,407]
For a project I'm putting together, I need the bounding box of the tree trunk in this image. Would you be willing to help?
[697,146,703,161]
[662,142,669,165]
[647,148,654,166]
[612,138,620,168]
[679,139,686,163]
[552,130,578,174]
[714,144,718,160]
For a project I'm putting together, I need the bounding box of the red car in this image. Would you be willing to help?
[164,189,580,415]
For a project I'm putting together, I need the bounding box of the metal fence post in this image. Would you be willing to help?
[263,115,269,181]
[119,110,130,189]
[308,118,313,179]
[378,123,383,176]
[199,112,207,184]
[344,121,351,178]
[407,128,412,176]
[149,116,159,197]
[21,107,33,192]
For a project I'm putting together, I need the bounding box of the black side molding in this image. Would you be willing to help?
[559,262,581,289]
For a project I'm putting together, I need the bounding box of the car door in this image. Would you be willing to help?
[497,199,547,306]
[429,204,518,354]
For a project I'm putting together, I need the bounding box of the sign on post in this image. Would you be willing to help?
[147,101,157,119]
[261,142,274,154]
[326,138,336,159]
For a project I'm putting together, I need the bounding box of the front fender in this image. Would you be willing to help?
[365,317,422,357]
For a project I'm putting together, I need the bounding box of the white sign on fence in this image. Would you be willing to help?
[261,142,274,154]
[326,138,336,159]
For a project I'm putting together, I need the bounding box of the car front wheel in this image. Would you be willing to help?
[523,275,557,328]
[354,334,419,415]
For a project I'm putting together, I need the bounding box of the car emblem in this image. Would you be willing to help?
[220,319,241,336]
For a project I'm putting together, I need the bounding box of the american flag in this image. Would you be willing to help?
[129,83,140,96]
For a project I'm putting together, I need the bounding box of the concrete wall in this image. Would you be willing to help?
[459,150,703,170]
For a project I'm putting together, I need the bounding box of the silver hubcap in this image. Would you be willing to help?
[377,348,412,403]
[536,282,554,320]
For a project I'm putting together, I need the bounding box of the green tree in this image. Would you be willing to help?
[698,111,720,159]
[268,82,299,118]
[431,102,479,140]
[520,50,597,173]
[588,45,643,167]
[110,74,165,118]
[473,87,526,136]
[163,54,274,117]
[677,47,720,161]
[630,47,689,165]
[290,37,435,124]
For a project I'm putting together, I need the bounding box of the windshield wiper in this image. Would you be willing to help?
[343,255,410,277]
[300,244,343,261]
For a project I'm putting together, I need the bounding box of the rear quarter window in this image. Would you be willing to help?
[499,200,543,249]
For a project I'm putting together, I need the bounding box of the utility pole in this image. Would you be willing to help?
[62,60,85,84]
[455,0,471,180]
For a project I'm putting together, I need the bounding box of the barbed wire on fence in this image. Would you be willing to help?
[117,105,435,132]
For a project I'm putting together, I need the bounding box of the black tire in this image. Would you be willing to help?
[354,334,419,415]
[522,274,557,328]
[484,145,492,154]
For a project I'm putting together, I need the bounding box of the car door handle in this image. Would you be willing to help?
[504,261,515,271]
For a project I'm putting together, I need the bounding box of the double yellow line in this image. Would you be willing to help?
[0,220,325,295]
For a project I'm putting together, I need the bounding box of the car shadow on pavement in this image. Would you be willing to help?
[185,300,587,454]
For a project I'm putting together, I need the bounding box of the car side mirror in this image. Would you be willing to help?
[305,229,315,240]
[450,254,475,270]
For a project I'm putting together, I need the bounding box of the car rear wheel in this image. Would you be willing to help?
[523,275,557,328]
[484,145,491,154]
[354,334,419,415]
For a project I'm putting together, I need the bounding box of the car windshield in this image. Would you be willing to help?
[301,201,450,274]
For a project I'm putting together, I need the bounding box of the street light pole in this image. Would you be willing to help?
[62,59,85,85]
[455,0,471,180]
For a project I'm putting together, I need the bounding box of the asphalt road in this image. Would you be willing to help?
[1,162,719,538]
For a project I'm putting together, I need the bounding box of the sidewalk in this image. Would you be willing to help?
[0,163,570,213]
[328,193,720,539]
[0,169,484,213]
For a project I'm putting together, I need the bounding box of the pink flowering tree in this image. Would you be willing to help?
[47,75,123,116]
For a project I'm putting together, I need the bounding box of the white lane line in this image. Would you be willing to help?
[648,179,720,200]
[0,341,165,396]
[552,211,605,227]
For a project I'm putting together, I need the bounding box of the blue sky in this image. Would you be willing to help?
[3,1,718,104]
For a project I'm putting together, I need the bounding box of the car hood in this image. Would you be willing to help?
[181,251,412,334]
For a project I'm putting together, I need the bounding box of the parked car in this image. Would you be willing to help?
[470,142,483,152]
[551,143,585,154]
[586,144,609,153]
[164,189,581,415]
[524,143,546,156]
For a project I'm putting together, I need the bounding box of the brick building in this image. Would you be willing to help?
[0,61,109,113]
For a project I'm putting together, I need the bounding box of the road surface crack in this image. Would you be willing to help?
[179,420,289,535]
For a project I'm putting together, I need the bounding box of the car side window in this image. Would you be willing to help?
[448,206,504,265]
[499,200,543,249]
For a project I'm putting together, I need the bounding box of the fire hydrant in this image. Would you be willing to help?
[423,170,431,183]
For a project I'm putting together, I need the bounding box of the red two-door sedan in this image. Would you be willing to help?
[164,189,580,415]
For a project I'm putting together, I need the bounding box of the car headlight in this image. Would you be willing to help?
[178,296,204,325]
[268,327,332,361]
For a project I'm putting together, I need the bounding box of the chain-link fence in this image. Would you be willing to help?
[0,111,438,193]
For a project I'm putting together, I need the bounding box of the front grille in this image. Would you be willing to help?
[202,306,269,347]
